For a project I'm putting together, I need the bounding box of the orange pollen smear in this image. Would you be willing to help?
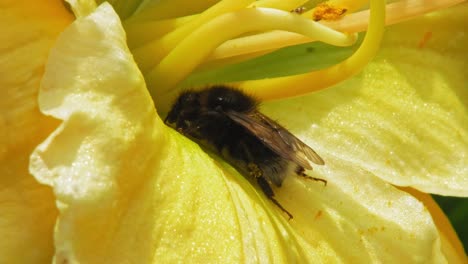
[313,2,348,21]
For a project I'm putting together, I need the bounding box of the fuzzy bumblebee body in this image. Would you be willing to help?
[165,86,325,219]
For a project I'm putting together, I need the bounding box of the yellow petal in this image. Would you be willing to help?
[30,3,451,262]
[401,187,467,263]
[0,0,72,150]
[277,157,447,262]
[0,0,72,263]
[262,4,468,196]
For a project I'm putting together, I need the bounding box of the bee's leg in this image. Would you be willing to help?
[251,167,293,220]
[295,167,327,186]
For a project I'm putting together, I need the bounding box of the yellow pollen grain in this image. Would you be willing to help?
[313,2,348,21]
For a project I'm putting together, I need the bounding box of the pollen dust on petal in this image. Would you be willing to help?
[418,31,433,49]
[314,210,323,220]
[313,2,347,21]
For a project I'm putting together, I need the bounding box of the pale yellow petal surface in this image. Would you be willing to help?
[277,157,446,262]
[401,188,466,263]
[262,5,468,196]
[30,3,450,263]
[0,0,72,263]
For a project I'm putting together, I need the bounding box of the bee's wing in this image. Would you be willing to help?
[226,110,324,170]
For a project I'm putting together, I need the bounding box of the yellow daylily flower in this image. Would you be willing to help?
[1,0,466,263]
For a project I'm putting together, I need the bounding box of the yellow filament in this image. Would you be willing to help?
[146,7,357,100]
[124,0,219,22]
[248,0,308,10]
[209,31,320,61]
[127,0,464,70]
[206,0,465,64]
[132,0,254,72]
[197,50,274,72]
[321,0,467,33]
[238,0,385,100]
[124,15,195,48]
[125,0,307,51]
[308,0,369,13]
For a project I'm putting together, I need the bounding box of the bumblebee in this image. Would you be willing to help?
[165,85,325,219]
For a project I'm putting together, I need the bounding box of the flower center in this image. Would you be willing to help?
[121,0,463,112]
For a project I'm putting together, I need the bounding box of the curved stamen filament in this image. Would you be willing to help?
[321,0,467,33]
[207,0,464,62]
[247,0,308,10]
[146,8,357,99]
[208,31,326,61]
[236,0,385,100]
[318,0,369,13]
[126,0,464,71]
[125,0,308,49]
[125,0,315,50]
[124,0,221,22]
[124,15,195,48]
[132,0,254,72]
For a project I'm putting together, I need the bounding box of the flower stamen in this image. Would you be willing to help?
[237,0,385,100]
[146,7,357,109]
[321,0,466,33]
[247,0,308,10]
[124,0,223,22]
[131,0,254,72]
[205,0,464,63]
[124,15,194,48]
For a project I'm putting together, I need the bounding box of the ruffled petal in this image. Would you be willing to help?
[30,3,451,262]
[263,4,467,196]
[0,0,72,262]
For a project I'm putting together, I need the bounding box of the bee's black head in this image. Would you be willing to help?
[164,90,200,125]
[202,85,257,112]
